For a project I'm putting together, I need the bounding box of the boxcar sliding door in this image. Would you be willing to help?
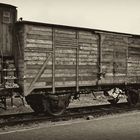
[54,29,99,91]
[100,34,128,84]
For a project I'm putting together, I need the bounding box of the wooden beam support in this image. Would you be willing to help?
[98,33,105,76]
[76,31,79,92]
[52,27,55,94]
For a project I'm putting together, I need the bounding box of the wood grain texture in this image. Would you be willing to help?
[16,23,140,94]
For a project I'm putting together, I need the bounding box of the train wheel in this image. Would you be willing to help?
[26,94,45,114]
[127,89,139,106]
[46,101,66,116]
[44,95,70,116]
[44,99,68,116]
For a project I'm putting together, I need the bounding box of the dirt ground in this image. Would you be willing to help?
[0,92,127,115]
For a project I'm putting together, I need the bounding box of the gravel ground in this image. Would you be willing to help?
[0,92,127,115]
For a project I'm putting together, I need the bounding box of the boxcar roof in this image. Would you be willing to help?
[0,3,17,8]
[16,20,140,37]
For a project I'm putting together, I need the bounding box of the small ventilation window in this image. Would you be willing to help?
[3,11,11,24]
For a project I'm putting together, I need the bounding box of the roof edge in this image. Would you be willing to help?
[16,20,140,37]
[0,3,17,8]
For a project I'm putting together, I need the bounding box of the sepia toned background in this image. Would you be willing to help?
[0,0,140,35]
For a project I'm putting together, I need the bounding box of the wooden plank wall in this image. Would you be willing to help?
[54,28,77,87]
[24,25,53,92]
[18,22,140,94]
[54,29,98,87]
[128,37,140,83]
[18,23,140,94]
[112,35,127,83]
[22,25,99,92]
[100,34,128,84]
[78,31,98,86]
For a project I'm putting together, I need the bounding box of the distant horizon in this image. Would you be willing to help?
[1,0,140,35]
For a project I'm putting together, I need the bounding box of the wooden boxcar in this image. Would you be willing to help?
[14,21,140,115]
[0,3,140,115]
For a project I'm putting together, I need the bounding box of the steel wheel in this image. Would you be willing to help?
[26,94,45,114]
[43,94,71,116]
[45,99,68,116]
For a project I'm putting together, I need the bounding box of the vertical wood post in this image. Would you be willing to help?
[96,33,105,80]
[52,27,55,94]
[98,34,102,75]
[123,37,129,77]
[76,31,79,92]
[99,34,105,74]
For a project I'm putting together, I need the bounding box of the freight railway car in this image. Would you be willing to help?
[0,3,140,116]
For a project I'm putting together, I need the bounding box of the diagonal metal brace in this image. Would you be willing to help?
[26,53,52,95]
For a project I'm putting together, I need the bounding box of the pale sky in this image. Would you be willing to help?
[1,0,140,35]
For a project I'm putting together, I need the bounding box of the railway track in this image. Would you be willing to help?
[0,102,140,128]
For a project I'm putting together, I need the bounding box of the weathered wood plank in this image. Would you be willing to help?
[26,64,98,70]
[79,46,97,51]
[55,49,76,54]
[25,71,98,79]
[25,75,97,83]
[79,31,95,36]
[79,81,97,86]
[25,52,47,57]
[25,48,53,53]
[26,38,52,45]
[25,60,52,65]
[27,34,52,40]
[55,33,76,38]
[55,28,76,34]
[28,26,52,32]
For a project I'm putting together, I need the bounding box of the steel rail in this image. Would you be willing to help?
[0,103,140,128]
